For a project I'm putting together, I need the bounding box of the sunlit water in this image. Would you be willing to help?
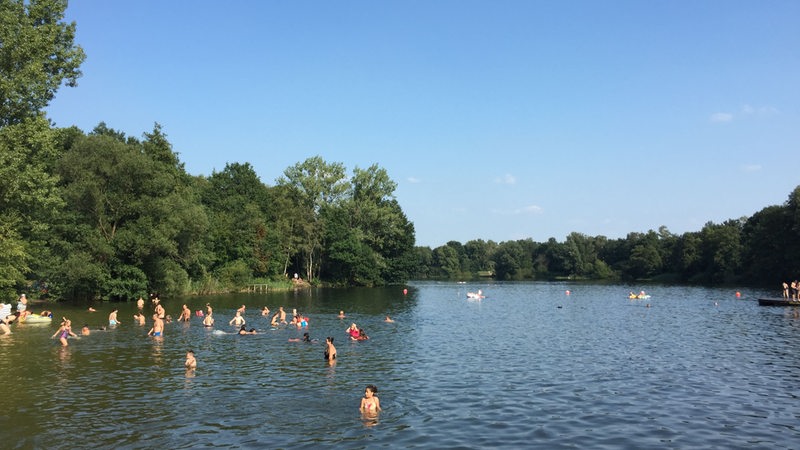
[2,282,799,449]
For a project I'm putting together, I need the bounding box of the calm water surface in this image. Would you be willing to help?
[2,282,799,449]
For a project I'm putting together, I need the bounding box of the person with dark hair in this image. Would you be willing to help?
[360,385,381,414]
[238,325,256,335]
[324,336,337,362]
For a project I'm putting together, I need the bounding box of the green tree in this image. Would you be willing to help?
[322,164,415,285]
[277,156,348,281]
[464,239,495,275]
[698,220,744,284]
[784,186,800,277]
[53,124,206,300]
[201,162,275,280]
[0,0,86,126]
[0,116,63,297]
[432,245,460,278]
[414,246,434,279]
[740,205,791,283]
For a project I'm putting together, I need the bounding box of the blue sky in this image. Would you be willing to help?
[47,1,800,248]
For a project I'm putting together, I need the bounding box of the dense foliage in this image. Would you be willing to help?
[413,187,800,286]
[2,119,418,300]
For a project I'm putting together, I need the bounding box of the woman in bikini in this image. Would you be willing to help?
[360,384,382,415]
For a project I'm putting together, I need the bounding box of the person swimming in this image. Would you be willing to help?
[238,325,256,335]
[289,332,313,343]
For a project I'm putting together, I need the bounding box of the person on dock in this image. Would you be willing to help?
[783,282,790,299]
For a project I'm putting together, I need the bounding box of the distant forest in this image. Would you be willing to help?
[413,185,800,286]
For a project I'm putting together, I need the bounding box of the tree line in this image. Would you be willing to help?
[1,120,418,301]
[413,185,800,286]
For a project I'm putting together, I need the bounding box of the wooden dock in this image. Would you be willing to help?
[247,284,270,293]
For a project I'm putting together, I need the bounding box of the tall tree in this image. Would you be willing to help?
[201,162,276,280]
[277,156,348,281]
[53,125,206,300]
[0,116,63,297]
[0,0,86,126]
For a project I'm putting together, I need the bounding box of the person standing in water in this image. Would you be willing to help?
[278,306,287,324]
[177,304,191,322]
[324,336,337,363]
[148,314,164,337]
[108,309,120,326]
[229,311,246,327]
[185,350,197,371]
[360,385,382,414]
[52,318,78,346]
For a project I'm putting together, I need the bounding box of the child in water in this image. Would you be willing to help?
[360,385,381,414]
[185,350,197,369]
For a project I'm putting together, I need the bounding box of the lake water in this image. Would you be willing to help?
[1,281,799,449]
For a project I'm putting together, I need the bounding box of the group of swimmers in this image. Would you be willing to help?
[4,292,385,417]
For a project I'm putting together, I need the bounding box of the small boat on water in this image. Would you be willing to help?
[757,298,800,307]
